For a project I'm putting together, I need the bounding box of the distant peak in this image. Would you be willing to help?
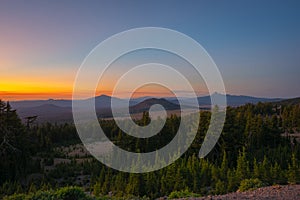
[99,94,110,97]
[212,92,225,96]
[142,98,168,102]
[95,94,111,99]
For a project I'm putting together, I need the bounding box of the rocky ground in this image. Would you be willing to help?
[180,185,300,200]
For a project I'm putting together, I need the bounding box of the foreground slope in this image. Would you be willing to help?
[177,185,300,200]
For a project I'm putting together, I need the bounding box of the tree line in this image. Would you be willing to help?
[0,100,299,199]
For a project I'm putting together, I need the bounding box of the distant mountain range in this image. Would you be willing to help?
[9,93,286,123]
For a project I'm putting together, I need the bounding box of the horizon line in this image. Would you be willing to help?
[1,92,295,102]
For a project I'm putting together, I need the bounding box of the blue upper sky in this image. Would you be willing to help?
[0,0,299,99]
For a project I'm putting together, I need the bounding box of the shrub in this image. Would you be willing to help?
[168,189,201,199]
[4,186,95,200]
[215,180,227,194]
[239,178,264,192]
[31,190,55,200]
[55,186,87,200]
[3,193,28,200]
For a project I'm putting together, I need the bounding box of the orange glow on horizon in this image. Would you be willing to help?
[1,73,203,101]
[0,80,72,100]
[0,90,177,101]
[0,84,179,101]
[0,91,72,101]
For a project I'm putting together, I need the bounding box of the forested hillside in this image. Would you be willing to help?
[0,100,300,199]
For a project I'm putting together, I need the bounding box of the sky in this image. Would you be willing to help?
[0,0,300,100]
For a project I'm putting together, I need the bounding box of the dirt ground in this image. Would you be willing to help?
[177,185,300,200]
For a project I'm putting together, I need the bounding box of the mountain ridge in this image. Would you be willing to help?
[8,94,290,123]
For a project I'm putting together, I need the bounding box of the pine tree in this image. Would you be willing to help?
[253,158,260,179]
[215,179,226,194]
[270,162,284,184]
[227,168,238,192]
[174,167,187,191]
[126,173,144,196]
[93,182,101,197]
[0,100,28,184]
[220,151,228,181]
[288,153,300,184]
[260,156,270,184]
[145,172,159,198]
[235,148,250,182]
[101,173,110,195]
[282,107,291,131]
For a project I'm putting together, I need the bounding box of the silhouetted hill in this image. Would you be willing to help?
[129,98,180,114]
[17,104,72,123]
[169,93,281,107]
[224,94,281,106]
[10,99,72,108]
[272,97,300,106]
[91,95,127,109]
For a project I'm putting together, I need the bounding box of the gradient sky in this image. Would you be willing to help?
[0,0,300,100]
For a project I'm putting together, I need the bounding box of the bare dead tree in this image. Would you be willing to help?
[25,116,38,128]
